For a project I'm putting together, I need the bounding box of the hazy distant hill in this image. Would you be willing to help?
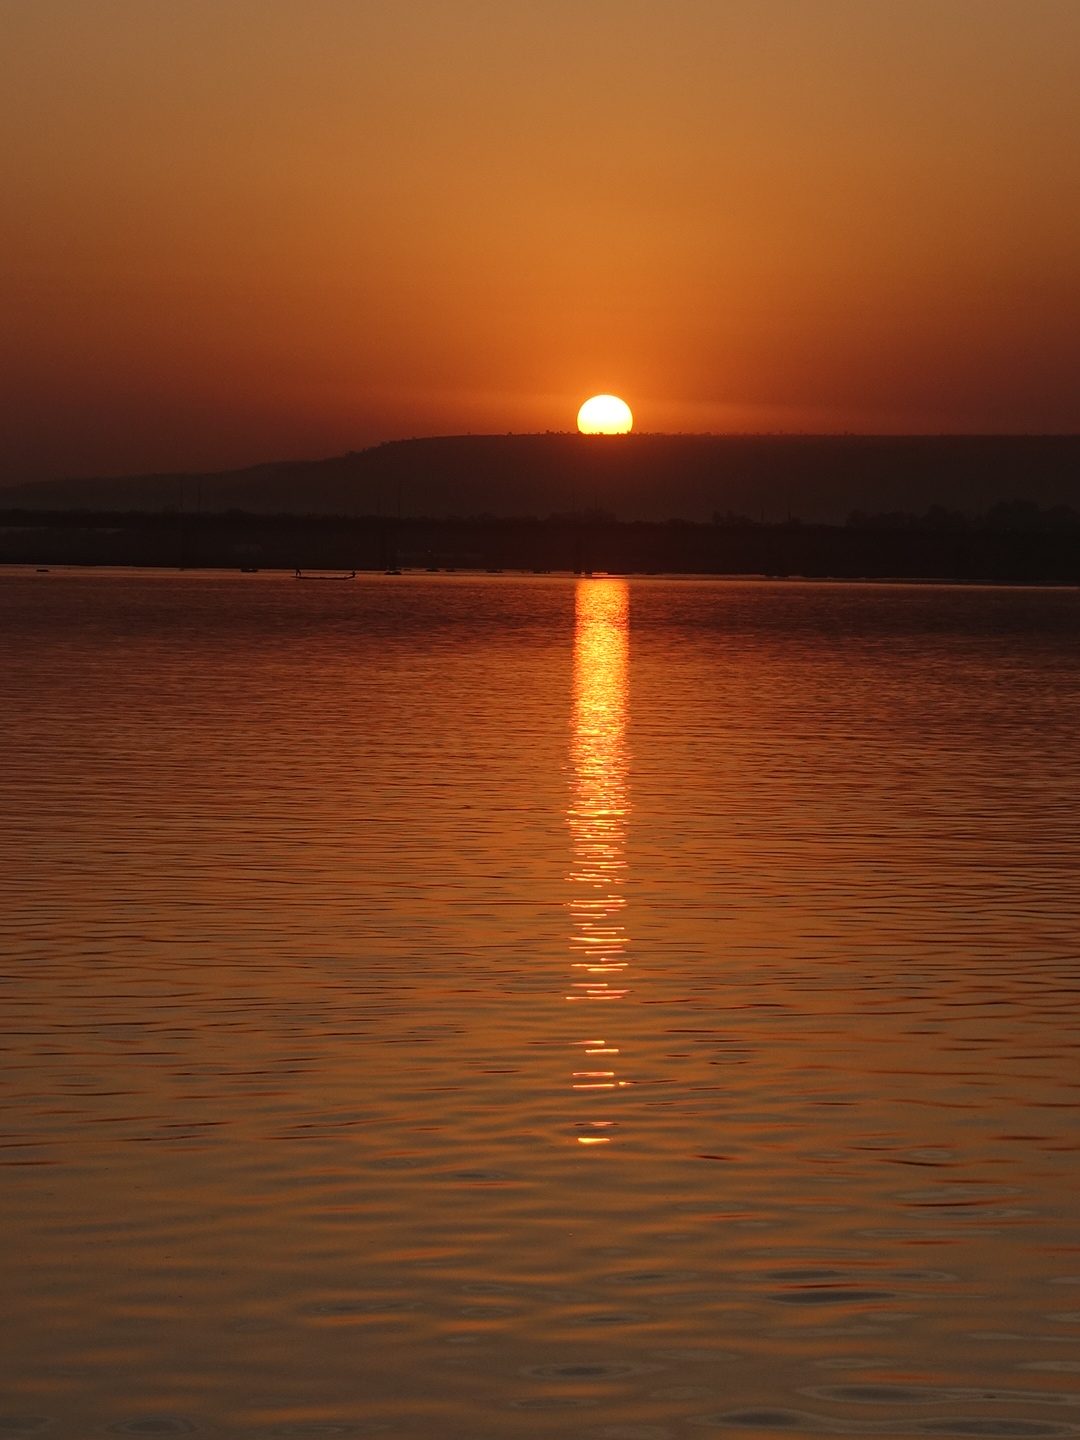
[3,434,1078,523]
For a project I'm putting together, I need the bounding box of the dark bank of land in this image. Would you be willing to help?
[4,433,1080,524]
[3,434,1078,581]
[3,505,1079,583]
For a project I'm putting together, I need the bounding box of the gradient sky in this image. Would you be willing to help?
[3,0,1078,479]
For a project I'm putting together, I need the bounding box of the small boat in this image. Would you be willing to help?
[294,569,357,580]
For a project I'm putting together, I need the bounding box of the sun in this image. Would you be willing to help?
[577,394,633,435]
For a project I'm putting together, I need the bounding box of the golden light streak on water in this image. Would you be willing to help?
[567,578,630,1144]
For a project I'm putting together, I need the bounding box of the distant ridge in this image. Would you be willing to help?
[3,433,1079,524]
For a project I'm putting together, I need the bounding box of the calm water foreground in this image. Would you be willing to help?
[2,571,1079,1440]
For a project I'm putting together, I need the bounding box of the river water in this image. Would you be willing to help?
[2,571,1079,1439]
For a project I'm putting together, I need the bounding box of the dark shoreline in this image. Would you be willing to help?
[3,508,1078,585]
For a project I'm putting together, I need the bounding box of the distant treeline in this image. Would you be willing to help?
[706,500,1080,531]
[845,500,1080,532]
[2,506,1078,582]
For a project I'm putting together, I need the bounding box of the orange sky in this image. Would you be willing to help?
[2,0,1078,479]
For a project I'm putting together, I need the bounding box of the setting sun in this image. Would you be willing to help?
[577,395,633,435]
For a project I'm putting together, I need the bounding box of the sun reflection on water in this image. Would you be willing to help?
[567,579,631,1144]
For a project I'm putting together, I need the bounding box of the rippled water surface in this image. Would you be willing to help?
[2,571,1079,1439]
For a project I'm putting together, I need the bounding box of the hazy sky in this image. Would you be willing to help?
[3,0,1078,478]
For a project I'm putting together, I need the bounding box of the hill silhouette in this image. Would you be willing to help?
[3,433,1079,523]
